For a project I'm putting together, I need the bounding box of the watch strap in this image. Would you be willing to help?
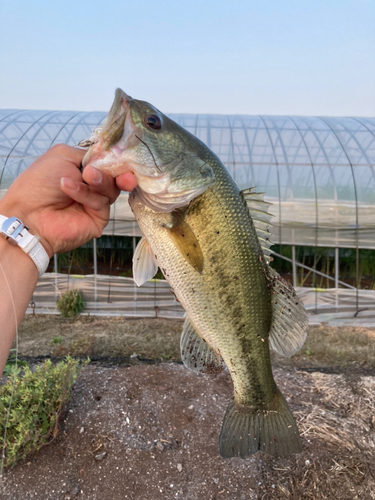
[0,215,50,277]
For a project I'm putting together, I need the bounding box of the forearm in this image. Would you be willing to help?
[0,145,136,375]
[0,237,38,374]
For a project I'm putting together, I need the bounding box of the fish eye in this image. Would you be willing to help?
[145,114,162,130]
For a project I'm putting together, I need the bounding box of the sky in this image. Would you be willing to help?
[0,0,374,116]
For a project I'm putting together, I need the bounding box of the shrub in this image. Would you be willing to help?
[3,350,28,378]
[0,357,86,468]
[56,289,85,318]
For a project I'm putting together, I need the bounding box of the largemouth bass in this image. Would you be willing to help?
[81,89,308,458]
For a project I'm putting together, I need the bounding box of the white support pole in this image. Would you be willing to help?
[335,247,339,288]
[133,236,137,314]
[93,238,98,275]
[93,238,97,304]
[54,254,58,302]
[335,247,339,310]
[292,245,297,288]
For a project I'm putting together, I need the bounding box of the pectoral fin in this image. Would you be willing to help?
[132,237,158,286]
[166,219,204,273]
[180,317,225,374]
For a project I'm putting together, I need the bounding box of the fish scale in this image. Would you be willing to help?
[130,149,276,406]
[83,88,306,458]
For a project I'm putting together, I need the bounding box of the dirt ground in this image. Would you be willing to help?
[0,317,374,499]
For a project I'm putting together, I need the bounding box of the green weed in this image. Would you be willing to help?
[0,357,87,468]
[56,289,85,318]
[51,336,64,345]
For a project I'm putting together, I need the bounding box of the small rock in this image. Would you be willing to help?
[79,427,84,434]
[188,405,194,410]
[177,463,183,472]
[305,459,310,465]
[95,452,107,461]
[156,442,164,451]
[70,485,80,496]
[213,478,219,485]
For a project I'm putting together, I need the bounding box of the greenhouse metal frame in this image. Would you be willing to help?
[1,109,374,324]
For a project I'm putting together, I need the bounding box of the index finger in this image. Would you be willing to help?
[46,144,86,165]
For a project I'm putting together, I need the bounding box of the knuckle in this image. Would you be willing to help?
[92,225,103,239]
[92,195,109,211]
[48,143,70,155]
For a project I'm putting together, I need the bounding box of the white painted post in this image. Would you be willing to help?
[93,238,97,304]
[335,247,339,310]
[292,246,297,288]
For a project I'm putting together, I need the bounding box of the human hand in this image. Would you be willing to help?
[0,144,137,258]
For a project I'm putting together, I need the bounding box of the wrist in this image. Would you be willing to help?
[0,212,51,277]
[0,236,39,281]
[0,199,54,259]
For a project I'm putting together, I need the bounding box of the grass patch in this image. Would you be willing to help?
[0,357,86,468]
[289,325,375,369]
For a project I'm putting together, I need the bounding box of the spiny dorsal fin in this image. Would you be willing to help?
[180,317,225,374]
[241,187,274,264]
[267,266,308,357]
[132,237,158,287]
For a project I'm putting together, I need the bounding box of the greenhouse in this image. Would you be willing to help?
[0,109,374,324]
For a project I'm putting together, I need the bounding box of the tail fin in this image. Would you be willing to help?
[219,388,302,458]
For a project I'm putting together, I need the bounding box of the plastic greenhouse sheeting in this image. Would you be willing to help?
[27,274,375,326]
[1,109,375,248]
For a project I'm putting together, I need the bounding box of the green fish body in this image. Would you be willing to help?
[82,89,308,458]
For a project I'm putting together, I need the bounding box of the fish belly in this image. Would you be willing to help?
[130,165,275,407]
[129,163,302,458]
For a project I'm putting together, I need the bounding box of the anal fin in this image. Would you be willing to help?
[180,317,225,375]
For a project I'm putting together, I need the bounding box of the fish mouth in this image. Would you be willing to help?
[78,89,215,212]
[80,88,134,172]
[102,87,130,133]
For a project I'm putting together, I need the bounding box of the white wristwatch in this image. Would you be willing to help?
[0,215,50,278]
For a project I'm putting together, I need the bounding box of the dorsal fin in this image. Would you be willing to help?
[180,317,225,374]
[267,266,308,357]
[240,187,274,264]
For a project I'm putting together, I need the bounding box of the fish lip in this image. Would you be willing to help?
[81,88,132,168]
[101,88,131,131]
